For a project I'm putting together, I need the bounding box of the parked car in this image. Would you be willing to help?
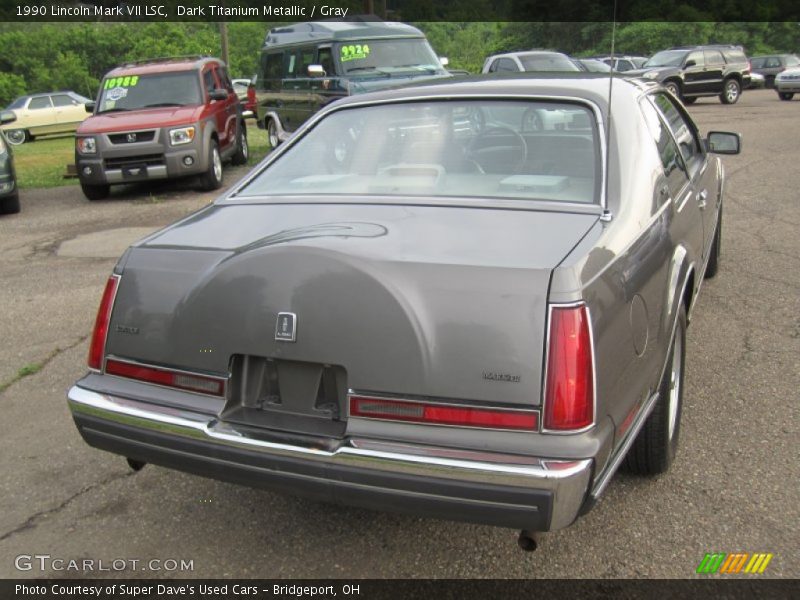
[747,71,766,89]
[67,74,740,549]
[0,110,20,214]
[775,66,800,100]
[750,54,800,88]
[482,50,582,74]
[595,55,649,72]
[75,56,248,201]
[231,78,255,119]
[1,91,92,145]
[627,45,751,104]
[254,20,450,147]
[574,58,612,72]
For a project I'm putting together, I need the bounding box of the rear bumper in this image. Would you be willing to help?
[67,385,593,531]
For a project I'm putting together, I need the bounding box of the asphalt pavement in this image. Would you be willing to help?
[0,89,797,578]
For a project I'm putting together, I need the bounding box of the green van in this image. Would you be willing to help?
[254,20,451,147]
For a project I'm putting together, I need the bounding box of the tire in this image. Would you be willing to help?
[778,92,794,101]
[623,307,686,476]
[720,78,741,104]
[682,97,697,105]
[80,182,110,201]
[664,81,681,99]
[704,209,721,279]
[230,125,249,165]
[0,192,20,215]
[199,140,223,191]
[267,118,280,149]
[4,129,27,146]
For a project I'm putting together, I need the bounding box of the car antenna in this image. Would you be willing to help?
[601,0,617,223]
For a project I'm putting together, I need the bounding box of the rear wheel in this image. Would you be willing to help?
[623,307,686,476]
[231,125,249,165]
[4,129,27,146]
[778,92,794,101]
[0,192,20,214]
[267,118,280,149]
[199,140,223,191]
[80,182,110,201]
[720,78,741,104]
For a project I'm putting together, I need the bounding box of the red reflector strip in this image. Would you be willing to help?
[105,359,225,397]
[349,396,538,431]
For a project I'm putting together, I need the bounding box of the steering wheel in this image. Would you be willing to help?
[465,125,528,174]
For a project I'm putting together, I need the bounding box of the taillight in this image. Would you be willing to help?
[350,396,539,431]
[543,304,595,431]
[246,84,256,111]
[87,274,120,371]
[105,359,225,397]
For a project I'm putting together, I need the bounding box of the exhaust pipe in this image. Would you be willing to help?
[126,458,146,472]
[517,530,540,552]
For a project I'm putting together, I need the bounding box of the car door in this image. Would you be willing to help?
[281,47,314,132]
[50,93,84,133]
[309,45,347,115]
[703,49,726,93]
[650,92,714,263]
[215,65,240,152]
[23,96,55,135]
[681,50,707,95]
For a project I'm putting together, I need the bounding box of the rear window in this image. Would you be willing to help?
[518,53,581,72]
[237,100,599,204]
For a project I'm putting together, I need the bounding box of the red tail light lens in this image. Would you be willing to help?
[105,359,226,397]
[246,84,256,111]
[88,274,120,371]
[350,396,539,431]
[544,305,594,431]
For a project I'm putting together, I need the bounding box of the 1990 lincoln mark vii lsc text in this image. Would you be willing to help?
[67,75,741,550]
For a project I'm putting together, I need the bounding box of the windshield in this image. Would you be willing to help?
[518,53,582,72]
[97,72,202,113]
[644,50,687,68]
[337,39,444,75]
[237,100,599,204]
[7,97,27,110]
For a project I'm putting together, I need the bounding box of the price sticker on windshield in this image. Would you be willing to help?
[104,76,139,89]
[340,44,370,62]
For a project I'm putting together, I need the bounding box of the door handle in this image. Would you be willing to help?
[697,189,708,209]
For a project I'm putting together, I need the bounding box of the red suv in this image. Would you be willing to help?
[76,56,248,200]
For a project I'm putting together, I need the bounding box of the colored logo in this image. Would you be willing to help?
[696,552,774,574]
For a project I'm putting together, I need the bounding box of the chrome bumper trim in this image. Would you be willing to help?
[68,385,593,530]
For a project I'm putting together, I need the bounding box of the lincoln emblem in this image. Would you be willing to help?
[275,312,297,342]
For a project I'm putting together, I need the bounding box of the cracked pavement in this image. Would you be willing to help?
[0,89,797,578]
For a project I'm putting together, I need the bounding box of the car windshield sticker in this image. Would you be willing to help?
[106,87,128,101]
[340,44,370,62]
[103,76,139,90]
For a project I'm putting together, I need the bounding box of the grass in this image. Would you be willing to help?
[0,350,58,394]
[9,125,273,190]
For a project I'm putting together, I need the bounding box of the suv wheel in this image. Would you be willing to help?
[80,182,110,201]
[778,92,794,101]
[720,78,741,104]
[267,118,280,148]
[199,140,223,191]
[231,126,249,166]
[664,81,681,99]
[4,129,27,146]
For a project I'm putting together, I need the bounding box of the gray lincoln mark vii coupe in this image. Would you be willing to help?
[67,75,740,550]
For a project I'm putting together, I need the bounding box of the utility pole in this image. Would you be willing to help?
[220,22,230,66]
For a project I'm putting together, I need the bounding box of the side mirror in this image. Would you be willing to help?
[0,110,17,125]
[439,56,450,67]
[84,102,96,114]
[684,59,697,68]
[209,89,228,101]
[706,131,741,154]
[307,64,325,77]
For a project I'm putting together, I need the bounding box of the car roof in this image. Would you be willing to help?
[106,56,222,77]
[327,73,651,112]
[263,20,424,47]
